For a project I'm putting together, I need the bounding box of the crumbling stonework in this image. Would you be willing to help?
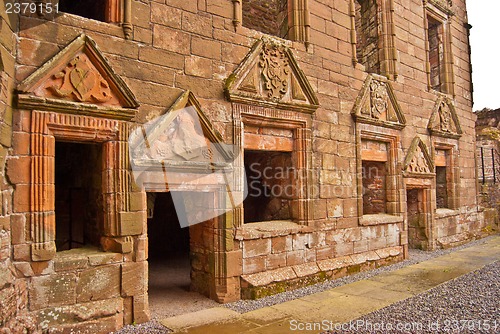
[476,108,500,229]
[0,0,495,332]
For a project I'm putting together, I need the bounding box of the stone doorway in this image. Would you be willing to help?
[406,188,430,250]
[55,141,103,251]
[147,191,218,318]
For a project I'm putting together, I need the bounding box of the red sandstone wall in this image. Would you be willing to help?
[0,0,482,332]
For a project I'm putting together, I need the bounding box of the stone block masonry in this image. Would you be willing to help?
[0,0,494,332]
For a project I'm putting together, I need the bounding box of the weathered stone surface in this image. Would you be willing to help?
[37,297,123,330]
[121,261,147,297]
[29,273,77,311]
[317,255,354,271]
[119,211,145,236]
[77,265,121,303]
[242,238,271,258]
[0,0,486,331]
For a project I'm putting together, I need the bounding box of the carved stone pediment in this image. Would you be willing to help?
[17,34,138,120]
[352,74,406,130]
[403,137,434,177]
[427,95,462,139]
[130,90,233,170]
[424,0,454,16]
[225,38,319,113]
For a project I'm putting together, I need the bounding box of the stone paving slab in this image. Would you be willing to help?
[160,236,500,333]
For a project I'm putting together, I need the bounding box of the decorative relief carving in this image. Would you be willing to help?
[352,74,405,129]
[404,137,434,176]
[369,80,389,120]
[407,147,431,173]
[427,96,462,139]
[437,101,451,132]
[131,90,232,168]
[259,43,290,100]
[144,107,214,163]
[225,39,319,113]
[17,34,139,119]
[47,54,112,104]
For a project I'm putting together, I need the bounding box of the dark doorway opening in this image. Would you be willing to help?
[147,192,217,318]
[55,141,103,251]
[407,188,428,250]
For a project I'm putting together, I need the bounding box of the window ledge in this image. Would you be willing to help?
[235,220,313,240]
[54,246,122,272]
[435,208,459,218]
[360,214,404,226]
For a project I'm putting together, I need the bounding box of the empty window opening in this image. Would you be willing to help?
[242,0,288,38]
[59,0,109,21]
[55,142,103,251]
[244,150,295,223]
[362,160,387,214]
[407,188,428,249]
[355,0,380,73]
[427,15,443,91]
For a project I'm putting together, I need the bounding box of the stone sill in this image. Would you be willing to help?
[235,220,313,240]
[54,246,123,272]
[359,214,404,226]
[435,208,460,218]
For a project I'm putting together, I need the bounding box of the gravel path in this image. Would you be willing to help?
[325,260,500,334]
[113,236,496,333]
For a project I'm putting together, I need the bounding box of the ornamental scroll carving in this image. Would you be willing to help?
[259,43,290,100]
[369,80,389,120]
[47,54,112,104]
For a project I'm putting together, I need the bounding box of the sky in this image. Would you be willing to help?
[467,1,500,111]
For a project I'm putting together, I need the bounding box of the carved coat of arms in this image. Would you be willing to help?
[369,80,388,119]
[259,43,290,99]
[48,55,112,103]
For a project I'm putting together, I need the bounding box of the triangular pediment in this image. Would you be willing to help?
[17,34,138,120]
[130,90,233,168]
[427,95,462,139]
[225,38,319,113]
[352,74,406,130]
[403,137,434,177]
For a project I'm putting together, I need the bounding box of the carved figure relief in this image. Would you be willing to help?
[259,43,290,100]
[404,137,434,176]
[438,101,451,132]
[369,80,388,119]
[146,107,213,163]
[407,147,431,173]
[427,96,462,138]
[47,54,112,103]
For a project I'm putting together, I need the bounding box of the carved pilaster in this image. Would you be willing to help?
[123,0,133,39]
[232,0,242,32]
[30,112,56,261]
[349,0,357,66]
